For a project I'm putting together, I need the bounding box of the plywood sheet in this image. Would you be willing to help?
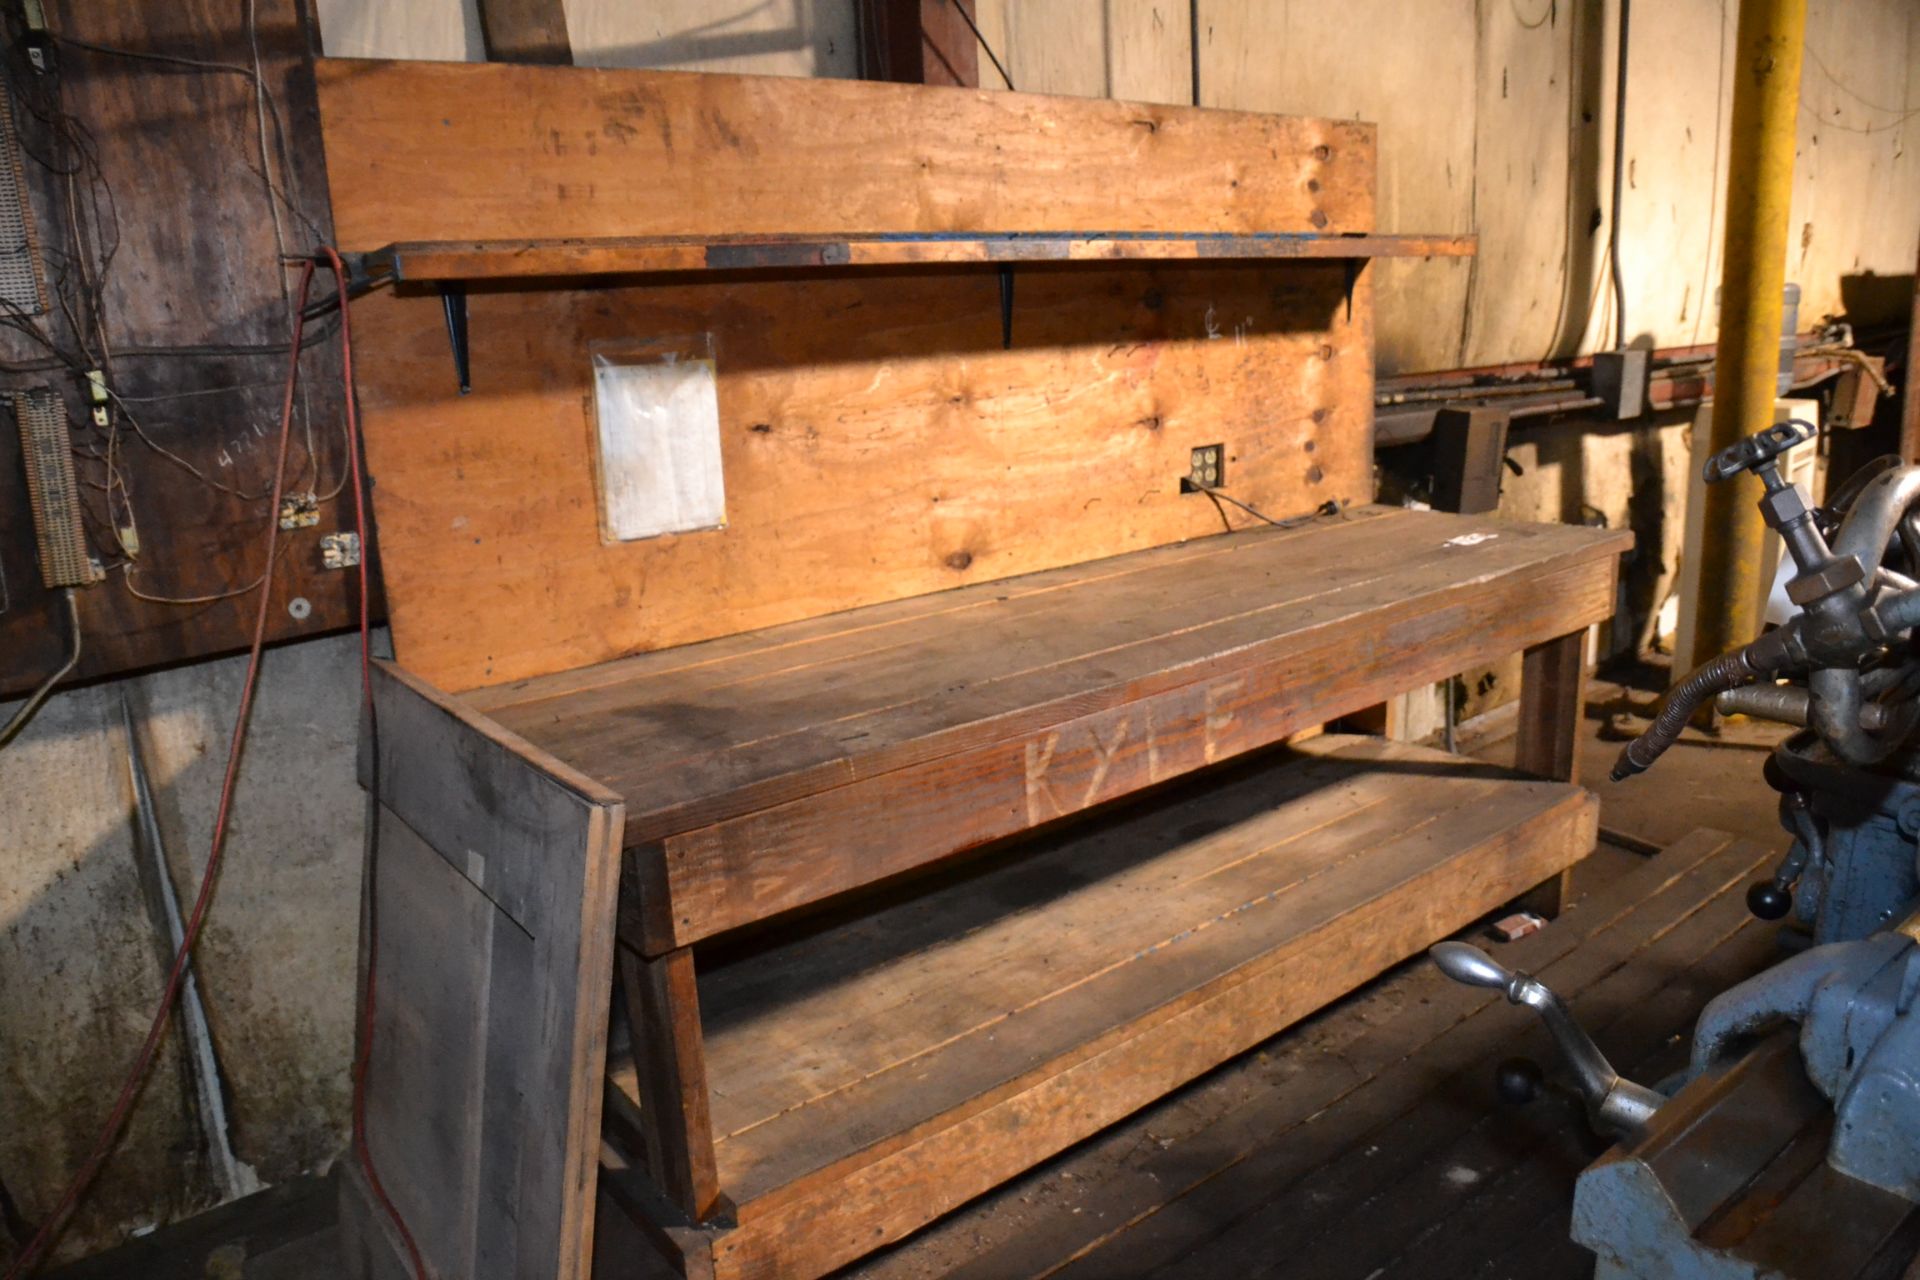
[317,60,1387,690]
[351,261,1368,690]
[316,58,1376,245]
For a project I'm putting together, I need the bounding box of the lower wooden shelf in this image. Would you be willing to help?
[603,734,1597,1280]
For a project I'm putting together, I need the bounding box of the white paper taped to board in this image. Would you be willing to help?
[591,340,725,542]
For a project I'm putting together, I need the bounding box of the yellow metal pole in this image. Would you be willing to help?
[1689,0,1807,672]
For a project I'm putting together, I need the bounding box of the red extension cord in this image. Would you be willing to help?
[6,250,425,1279]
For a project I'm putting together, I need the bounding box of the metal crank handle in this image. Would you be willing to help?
[1429,942,1664,1139]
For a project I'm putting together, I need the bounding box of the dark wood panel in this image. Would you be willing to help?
[346,662,626,1280]
[477,0,573,65]
[859,0,981,88]
[0,2,369,698]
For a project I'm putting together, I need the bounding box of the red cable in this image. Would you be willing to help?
[6,262,319,1279]
[7,251,425,1279]
[319,244,427,1280]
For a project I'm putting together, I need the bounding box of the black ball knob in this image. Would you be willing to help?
[1494,1057,1544,1105]
[1747,881,1793,920]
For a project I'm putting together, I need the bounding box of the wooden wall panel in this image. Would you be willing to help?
[315,0,482,61]
[566,0,859,79]
[1460,0,1592,363]
[976,0,1193,104]
[315,59,1376,245]
[1598,0,1727,353]
[1195,0,1476,375]
[984,0,1918,372]
[0,3,359,698]
[353,262,1371,691]
[1788,0,1920,330]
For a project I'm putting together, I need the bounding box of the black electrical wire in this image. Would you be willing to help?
[1189,0,1201,106]
[951,1,1015,91]
[1191,482,1341,532]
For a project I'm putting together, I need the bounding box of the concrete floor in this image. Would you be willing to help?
[45,676,1796,1280]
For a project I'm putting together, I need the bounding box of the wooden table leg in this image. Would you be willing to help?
[618,941,722,1221]
[1514,629,1588,916]
[1516,629,1586,783]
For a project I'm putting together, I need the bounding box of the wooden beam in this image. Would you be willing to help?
[1513,627,1589,918]
[477,0,573,64]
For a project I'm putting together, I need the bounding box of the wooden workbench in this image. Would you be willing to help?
[315,60,1627,1280]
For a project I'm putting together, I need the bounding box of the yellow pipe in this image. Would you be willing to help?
[1689,0,1807,672]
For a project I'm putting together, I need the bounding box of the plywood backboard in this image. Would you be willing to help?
[317,61,1381,691]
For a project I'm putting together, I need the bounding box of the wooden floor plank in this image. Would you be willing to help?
[1087,840,1775,1279]
[1330,920,1780,1280]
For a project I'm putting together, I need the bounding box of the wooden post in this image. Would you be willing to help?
[1515,630,1586,784]
[618,942,722,1220]
[859,0,981,87]
[1514,629,1587,916]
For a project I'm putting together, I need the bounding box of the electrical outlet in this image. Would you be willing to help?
[1185,444,1225,492]
[279,491,320,530]
[320,531,361,569]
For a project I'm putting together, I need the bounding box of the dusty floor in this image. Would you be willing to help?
[46,674,1796,1280]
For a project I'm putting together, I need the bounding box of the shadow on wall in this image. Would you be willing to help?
[1838,272,1914,330]
[1547,0,1610,363]
[567,0,851,76]
[0,631,372,1268]
[1520,404,1688,661]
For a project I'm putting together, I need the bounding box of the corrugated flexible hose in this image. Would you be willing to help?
[1610,650,1760,782]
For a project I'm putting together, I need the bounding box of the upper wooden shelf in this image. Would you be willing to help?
[359,231,1477,283]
